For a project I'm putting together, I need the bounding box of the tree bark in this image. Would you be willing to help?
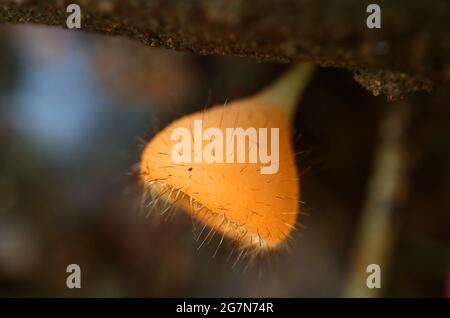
[1,0,448,100]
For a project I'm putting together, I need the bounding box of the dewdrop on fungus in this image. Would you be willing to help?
[140,63,315,252]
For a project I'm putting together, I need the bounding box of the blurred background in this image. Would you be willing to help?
[0,25,448,297]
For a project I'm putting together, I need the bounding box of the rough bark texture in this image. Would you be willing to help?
[0,0,448,100]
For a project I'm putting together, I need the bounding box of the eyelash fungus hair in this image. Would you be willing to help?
[140,63,315,255]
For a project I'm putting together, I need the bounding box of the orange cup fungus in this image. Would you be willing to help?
[140,63,314,251]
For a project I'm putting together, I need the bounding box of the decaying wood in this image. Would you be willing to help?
[1,0,448,100]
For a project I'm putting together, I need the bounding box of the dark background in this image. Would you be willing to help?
[0,25,448,297]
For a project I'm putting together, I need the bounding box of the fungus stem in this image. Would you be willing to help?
[254,62,315,119]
